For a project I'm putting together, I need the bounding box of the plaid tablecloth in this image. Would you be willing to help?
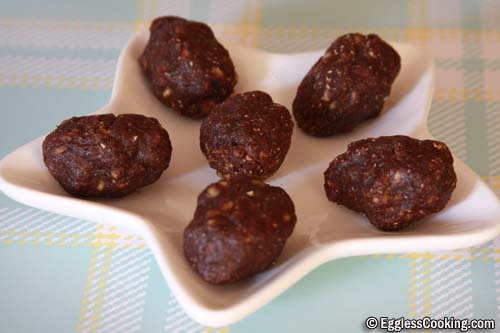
[1,1,499,332]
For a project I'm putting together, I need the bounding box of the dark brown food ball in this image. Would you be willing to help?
[139,16,237,118]
[183,177,297,284]
[43,114,172,198]
[324,136,457,231]
[200,91,293,180]
[293,33,401,136]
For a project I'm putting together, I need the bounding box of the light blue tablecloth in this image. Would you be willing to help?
[1,1,499,332]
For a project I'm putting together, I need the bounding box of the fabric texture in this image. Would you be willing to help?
[0,1,499,332]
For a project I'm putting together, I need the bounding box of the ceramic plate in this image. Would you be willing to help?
[1,32,499,326]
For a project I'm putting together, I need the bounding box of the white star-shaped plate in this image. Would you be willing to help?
[1,32,499,326]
